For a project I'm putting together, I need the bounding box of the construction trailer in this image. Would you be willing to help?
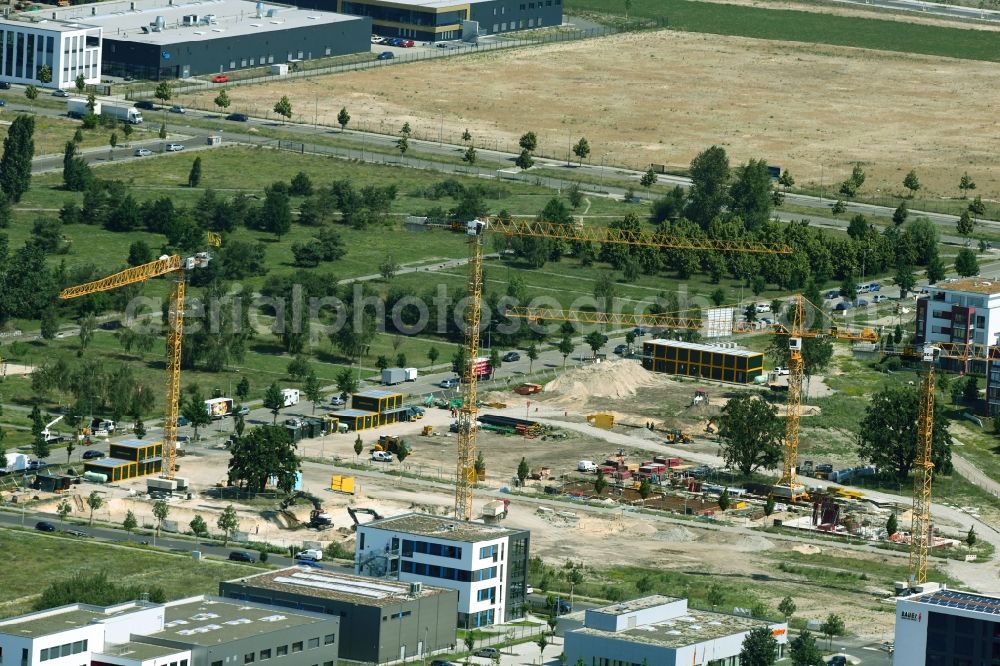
[84,439,163,482]
[642,339,765,384]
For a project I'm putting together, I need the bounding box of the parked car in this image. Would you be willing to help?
[370,35,385,44]
[0,82,10,89]
[226,112,249,122]
[430,661,457,666]
[236,405,250,416]
[835,301,852,311]
[330,395,346,407]
[212,74,229,83]
[387,38,403,46]
[285,418,303,428]
[377,51,394,60]
[826,290,839,299]
[134,148,152,157]
[228,551,255,563]
[134,100,155,109]
[27,460,48,471]
[82,450,105,460]
[295,549,323,561]
[613,344,627,355]
[439,378,459,389]
[169,105,186,114]
[556,600,573,614]
[633,327,647,336]
[176,415,190,426]
[856,299,869,307]
[435,42,449,49]
[65,529,88,537]
[873,294,887,303]
[0,100,6,107]
[371,451,393,462]
[165,143,184,152]
[526,585,534,594]
[773,367,790,376]
[399,39,415,47]
[52,89,69,97]
[35,521,56,532]
[827,657,847,666]
[473,648,500,659]
[502,351,520,362]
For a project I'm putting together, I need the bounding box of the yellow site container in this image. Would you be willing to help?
[331,475,355,494]
[586,413,615,429]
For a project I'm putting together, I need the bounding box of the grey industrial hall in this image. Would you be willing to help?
[219,567,458,664]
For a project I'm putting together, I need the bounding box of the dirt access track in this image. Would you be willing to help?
[183,28,1000,199]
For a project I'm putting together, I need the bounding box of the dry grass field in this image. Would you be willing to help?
[179,29,1000,199]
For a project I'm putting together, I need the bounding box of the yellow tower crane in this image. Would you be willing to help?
[452,217,793,520]
[58,234,220,480]
[507,294,878,501]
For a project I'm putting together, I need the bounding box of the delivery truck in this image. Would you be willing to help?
[67,98,100,119]
[204,397,234,419]
[102,102,143,124]
[381,368,406,385]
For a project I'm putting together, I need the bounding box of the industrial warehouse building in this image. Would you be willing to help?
[355,513,530,627]
[300,0,563,42]
[0,16,101,88]
[0,595,340,666]
[22,0,370,81]
[641,339,765,385]
[894,586,1000,665]
[83,439,162,482]
[564,596,787,666]
[219,567,458,664]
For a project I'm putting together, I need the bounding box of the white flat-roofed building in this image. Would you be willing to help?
[894,586,1000,664]
[0,18,101,88]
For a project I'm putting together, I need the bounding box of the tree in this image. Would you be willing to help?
[594,469,607,495]
[969,195,986,218]
[640,167,658,190]
[686,145,730,227]
[955,248,980,277]
[584,330,605,359]
[396,441,411,463]
[892,201,908,226]
[287,355,311,382]
[763,494,775,517]
[0,115,35,203]
[335,368,359,399]
[778,595,796,622]
[37,64,53,84]
[62,140,92,191]
[188,157,202,188]
[121,509,138,537]
[236,377,251,402]
[217,505,240,545]
[959,172,976,198]
[515,149,534,170]
[152,500,169,537]
[396,134,409,157]
[303,372,323,414]
[717,394,783,475]
[831,199,846,215]
[181,385,212,439]
[820,613,845,649]
[74,73,86,92]
[778,169,794,188]
[926,254,946,284]
[729,158,773,230]
[739,626,778,666]
[428,346,440,367]
[337,107,350,132]
[229,425,300,494]
[517,457,530,485]
[903,169,921,197]
[572,137,590,165]
[353,435,364,460]
[462,128,472,143]
[86,491,103,526]
[789,630,824,666]
[536,635,548,659]
[57,498,71,522]
[964,376,980,404]
[717,487,730,511]
[40,307,59,340]
[519,131,538,152]
[263,382,284,424]
[122,123,133,142]
[464,633,475,656]
[557,336,573,369]
[638,477,652,504]
[133,419,146,439]
[894,265,916,298]
[379,254,399,280]
[400,122,412,137]
[107,132,118,160]
[24,85,38,106]
[189,514,208,537]
[886,512,898,537]
[159,123,167,140]
[968,525,977,547]
[856,385,953,482]
[214,89,231,112]
[273,95,293,122]
[462,145,477,165]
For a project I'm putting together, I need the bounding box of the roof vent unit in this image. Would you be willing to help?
[182,14,198,25]
[201,14,215,23]
[409,582,422,596]
[266,8,277,16]
[255,1,263,17]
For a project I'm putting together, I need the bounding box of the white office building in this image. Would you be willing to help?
[564,596,787,666]
[915,277,1000,349]
[894,586,1000,664]
[354,512,530,628]
[0,18,101,88]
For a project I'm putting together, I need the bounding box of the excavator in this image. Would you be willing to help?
[279,491,334,530]
[347,506,384,531]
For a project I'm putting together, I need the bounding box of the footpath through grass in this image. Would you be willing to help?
[569,0,1000,62]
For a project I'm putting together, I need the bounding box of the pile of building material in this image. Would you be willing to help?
[477,414,543,437]
[544,359,667,403]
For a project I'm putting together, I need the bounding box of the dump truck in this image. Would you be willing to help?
[482,499,510,521]
[67,98,99,119]
[102,102,143,124]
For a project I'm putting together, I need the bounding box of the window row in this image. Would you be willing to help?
[235,636,332,666]
[39,641,87,661]
[479,545,498,560]
[401,539,462,559]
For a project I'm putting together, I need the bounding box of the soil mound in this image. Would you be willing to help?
[543,360,665,402]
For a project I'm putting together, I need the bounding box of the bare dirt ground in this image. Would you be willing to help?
[180,29,1000,199]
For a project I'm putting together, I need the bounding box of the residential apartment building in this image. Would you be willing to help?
[915,278,1000,349]
[894,586,1000,665]
[354,513,529,628]
[0,596,339,666]
[0,18,101,89]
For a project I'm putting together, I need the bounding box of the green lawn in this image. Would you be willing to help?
[569,0,1000,62]
[0,527,255,618]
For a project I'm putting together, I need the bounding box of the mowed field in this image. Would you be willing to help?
[180,29,1000,199]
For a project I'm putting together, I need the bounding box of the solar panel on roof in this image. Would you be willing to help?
[288,572,402,593]
[272,576,385,599]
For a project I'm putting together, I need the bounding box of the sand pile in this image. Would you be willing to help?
[543,360,666,403]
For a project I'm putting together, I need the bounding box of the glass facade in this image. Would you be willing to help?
[926,610,1000,665]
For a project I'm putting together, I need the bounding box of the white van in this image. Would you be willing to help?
[578,460,598,473]
[755,303,771,313]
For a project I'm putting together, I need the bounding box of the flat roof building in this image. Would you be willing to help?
[18,0,371,80]
[355,513,529,628]
[219,567,457,664]
[894,586,1000,665]
[642,339,766,385]
[565,595,787,666]
[0,595,339,666]
[0,16,101,88]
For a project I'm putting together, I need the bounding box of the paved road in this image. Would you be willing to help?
[834,0,1000,22]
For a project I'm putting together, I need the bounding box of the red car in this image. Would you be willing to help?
[212,74,229,83]
[400,39,415,47]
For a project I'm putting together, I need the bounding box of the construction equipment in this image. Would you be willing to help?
[421,425,434,436]
[909,345,940,584]
[482,498,510,522]
[443,217,790,520]
[41,415,65,444]
[347,506,384,531]
[280,490,334,529]
[664,429,693,445]
[58,234,220,479]
[374,435,408,455]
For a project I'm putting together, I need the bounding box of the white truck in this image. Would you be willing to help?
[67,98,100,119]
[102,102,143,124]
[204,397,234,419]
[282,388,300,407]
[577,460,598,473]
[294,548,323,562]
[403,367,419,382]
[2,452,28,475]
